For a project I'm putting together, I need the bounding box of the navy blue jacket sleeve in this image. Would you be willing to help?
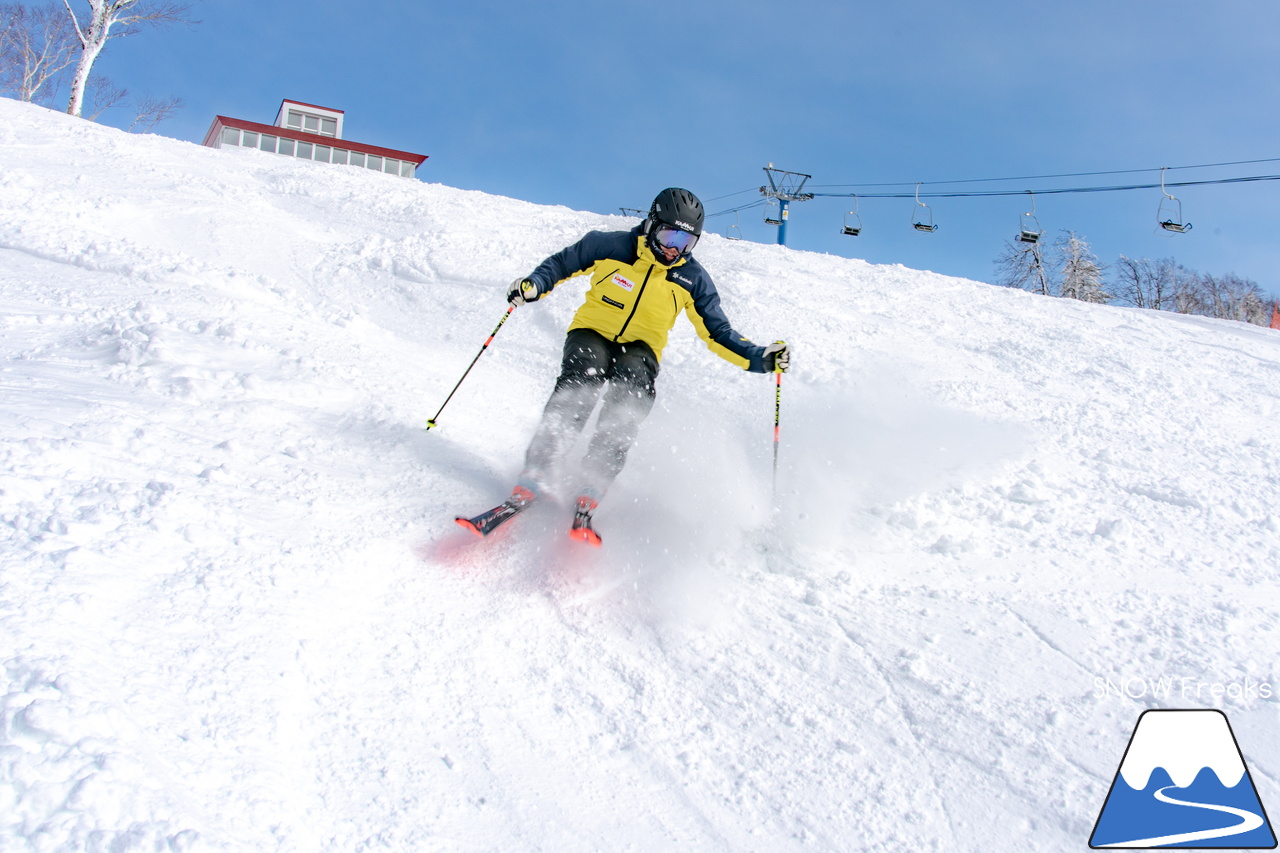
[525,230,636,297]
[676,259,770,373]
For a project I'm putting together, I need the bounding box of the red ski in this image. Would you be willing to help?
[455,487,535,536]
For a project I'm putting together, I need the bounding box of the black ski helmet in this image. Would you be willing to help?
[647,187,704,236]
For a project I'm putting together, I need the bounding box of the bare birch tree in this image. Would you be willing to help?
[1195,273,1270,325]
[1113,255,1156,309]
[0,2,77,104]
[60,0,192,117]
[1113,256,1195,312]
[994,237,1054,296]
[1116,258,1271,326]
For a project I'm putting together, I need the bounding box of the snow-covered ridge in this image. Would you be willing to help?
[2,96,1279,852]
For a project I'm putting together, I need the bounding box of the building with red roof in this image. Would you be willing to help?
[202,99,427,179]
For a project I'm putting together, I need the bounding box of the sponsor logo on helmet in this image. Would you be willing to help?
[675,220,696,231]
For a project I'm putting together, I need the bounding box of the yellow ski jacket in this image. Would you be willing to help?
[525,227,769,372]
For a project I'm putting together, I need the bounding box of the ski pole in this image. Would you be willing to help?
[771,369,782,495]
[426,304,515,431]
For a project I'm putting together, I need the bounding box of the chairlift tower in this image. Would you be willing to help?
[760,164,814,246]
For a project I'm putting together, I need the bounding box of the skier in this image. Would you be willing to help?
[457,187,790,545]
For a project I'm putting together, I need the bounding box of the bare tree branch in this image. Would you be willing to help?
[62,0,196,117]
[994,237,1053,296]
[59,0,86,44]
[128,91,182,130]
[83,71,125,118]
[1,3,78,104]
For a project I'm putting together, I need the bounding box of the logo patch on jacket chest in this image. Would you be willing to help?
[611,273,636,292]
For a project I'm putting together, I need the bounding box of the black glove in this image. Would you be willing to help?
[763,341,790,373]
[507,277,540,306]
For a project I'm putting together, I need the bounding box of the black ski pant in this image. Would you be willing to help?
[521,328,659,498]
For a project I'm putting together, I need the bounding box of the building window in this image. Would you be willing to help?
[286,110,338,138]
[220,129,412,177]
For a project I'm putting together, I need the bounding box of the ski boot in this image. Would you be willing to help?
[568,496,602,547]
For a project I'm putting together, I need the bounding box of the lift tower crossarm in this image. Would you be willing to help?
[759,164,815,245]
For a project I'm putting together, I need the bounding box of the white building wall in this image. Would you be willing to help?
[273,100,345,139]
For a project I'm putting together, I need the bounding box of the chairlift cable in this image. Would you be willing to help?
[702,172,1280,218]
[809,157,1280,191]
[663,159,1280,223]
[808,173,1280,200]
[706,198,767,219]
[703,187,761,203]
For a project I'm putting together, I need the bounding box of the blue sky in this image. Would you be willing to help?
[88,0,1280,297]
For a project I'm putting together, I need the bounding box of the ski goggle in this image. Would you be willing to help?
[652,223,698,255]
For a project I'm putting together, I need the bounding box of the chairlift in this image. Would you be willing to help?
[1157,167,1192,233]
[911,183,938,232]
[726,211,743,241]
[841,196,863,236]
[1016,191,1044,244]
[764,198,783,227]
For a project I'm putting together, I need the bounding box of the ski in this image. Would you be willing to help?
[568,497,602,547]
[455,487,534,537]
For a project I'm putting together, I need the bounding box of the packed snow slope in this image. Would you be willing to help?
[2,97,1279,852]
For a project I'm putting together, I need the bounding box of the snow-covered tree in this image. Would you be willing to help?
[60,0,191,118]
[994,237,1053,296]
[0,2,77,104]
[1056,231,1110,304]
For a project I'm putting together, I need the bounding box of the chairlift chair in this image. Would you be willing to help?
[1016,192,1043,244]
[764,199,783,227]
[1157,167,1192,233]
[841,197,862,236]
[911,183,938,232]
[726,211,743,241]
